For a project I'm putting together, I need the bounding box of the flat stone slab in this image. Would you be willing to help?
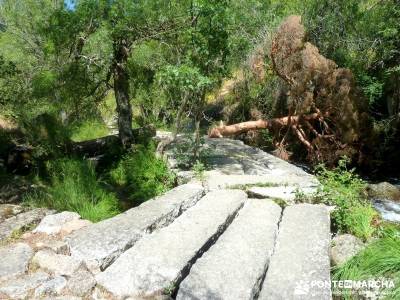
[96,189,246,298]
[0,208,54,242]
[203,170,318,191]
[66,183,205,272]
[177,199,282,300]
[248,186,298,202]
[247,186,317,203]
[0,243,33,281]
[259,204,331,300]
[165,137,319,188]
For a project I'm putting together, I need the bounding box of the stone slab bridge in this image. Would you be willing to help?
[0,137,332,300]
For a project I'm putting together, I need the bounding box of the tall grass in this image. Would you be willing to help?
[109,144,175,205]
[24,158,120,222]
[70,119,109,142]
[316,157,379,241]
[333,229,400,299]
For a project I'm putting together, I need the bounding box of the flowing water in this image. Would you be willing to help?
[371,178,400,223]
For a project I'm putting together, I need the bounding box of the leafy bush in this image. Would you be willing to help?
[109,144,175,204]
[316,157,379,241]
[24,158,120,222]
[333,230,400,299]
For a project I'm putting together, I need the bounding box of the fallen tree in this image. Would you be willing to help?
[209,16,372,166]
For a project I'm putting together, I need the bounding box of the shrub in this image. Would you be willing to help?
[316,157,379,241]
[109,144,175,205]
[24,158,120,222]
[333,230,400,299]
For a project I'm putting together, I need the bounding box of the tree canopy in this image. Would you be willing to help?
[0,0,399,172]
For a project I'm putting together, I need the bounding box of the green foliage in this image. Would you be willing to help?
[20,113,71,159]
[157,64,213,97]
[359,75,384,105]
[303,0,400,118]
[229,182,280,190]
[32,70,57,99]
[316,157,378,241]
[109,144,175,204]
[24,158,120,222]
[333,230,400,300]
[192,160,206,181]
[69,119,109,142]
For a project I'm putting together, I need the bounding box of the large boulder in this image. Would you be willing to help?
[366,182,400,202]
[331,234,365,266]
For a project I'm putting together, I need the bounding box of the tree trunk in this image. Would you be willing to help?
[208,113,320,138]
[113,40,133,148]
[193,94,206,160]
[173,92,189,140]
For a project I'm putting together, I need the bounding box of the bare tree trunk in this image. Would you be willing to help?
[113,40,133,148]
[173,92,189,140]
[193,94,206,160]
[208,113,320,138]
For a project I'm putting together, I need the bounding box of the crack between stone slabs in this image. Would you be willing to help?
[170,201,246,299]
[252,206,284,300]
[99,190,207,271]
[145,189,206,234]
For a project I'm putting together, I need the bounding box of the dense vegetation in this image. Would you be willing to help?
[1,0,399,169]
[0,1,399,297]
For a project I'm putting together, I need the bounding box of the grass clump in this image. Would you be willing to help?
[192,160,206,182]
[229,182,281,190]
[316,157,379,241]
[109,144,175,205]
[333,230,400,299]
[70,119,109,142]
[24,158,120,222]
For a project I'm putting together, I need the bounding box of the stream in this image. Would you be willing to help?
[371,178,400,223]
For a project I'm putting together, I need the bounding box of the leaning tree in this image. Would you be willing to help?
[209,15,372,165]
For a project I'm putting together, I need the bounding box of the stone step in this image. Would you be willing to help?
[259,204,331,300]
[203,170,319,191]
[247,186,317,204]
[66,183,205,272]
[95,189,247,299]
[176,199,282,300]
